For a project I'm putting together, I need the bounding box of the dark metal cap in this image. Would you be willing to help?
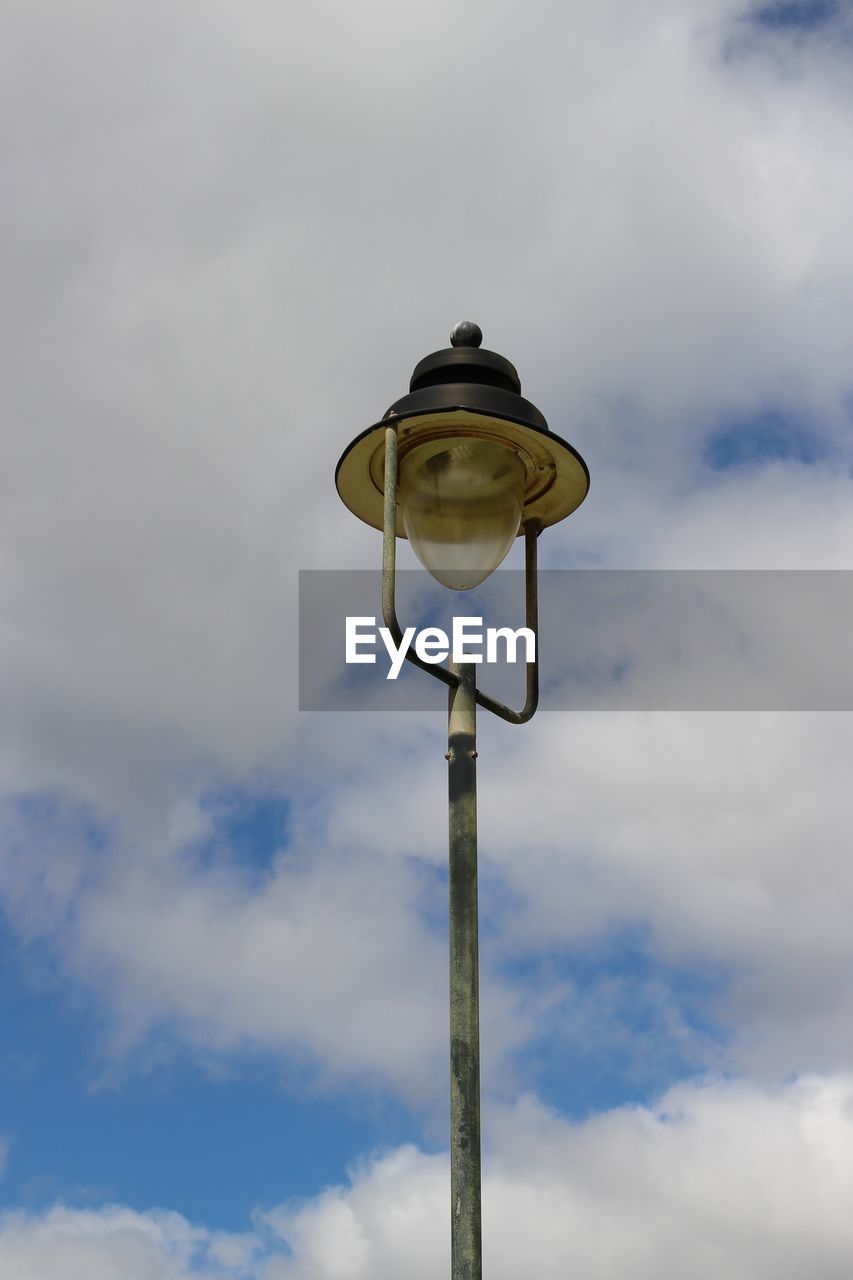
[407,323,522,396]
[381,323,544,432]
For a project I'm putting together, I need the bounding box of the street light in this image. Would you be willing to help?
[336,322,589,1280]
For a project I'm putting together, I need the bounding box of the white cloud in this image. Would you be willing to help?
[248,1074,853,1278]
[2,0,853,812]
[0,791,450,1101]
[2,0,853,1123]
[0,1204,256,1280]
[5,13,853,1276]
[3,704,853,1098]
[3,1077,852,1279]
[469,710,853,1077]
[0,773,547,1106]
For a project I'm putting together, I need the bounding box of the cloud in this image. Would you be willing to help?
[2,0,853,1142]
[232,1074,853,1278]
[3,1076,852,1279]
[2,0,853,814]
[3,705,852,1103]
[0,781,551,1106]
[72,707,791,1107]
[471,710,853,1079]
[0,1204,258,1280]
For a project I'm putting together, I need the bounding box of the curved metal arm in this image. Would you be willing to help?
[475,519,539,724]
[381,424,540,723]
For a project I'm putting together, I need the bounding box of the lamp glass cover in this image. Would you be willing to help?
[399,437,526,590]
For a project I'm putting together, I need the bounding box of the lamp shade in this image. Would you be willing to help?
[335,324,589,582]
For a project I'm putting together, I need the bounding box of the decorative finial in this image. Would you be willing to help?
[450,321,483,349]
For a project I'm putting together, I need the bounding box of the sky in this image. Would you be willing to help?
[2,0,853,1276]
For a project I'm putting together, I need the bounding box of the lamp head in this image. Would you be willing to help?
[335,324,589,588]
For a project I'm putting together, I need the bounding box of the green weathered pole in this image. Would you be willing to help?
[447,658,482,1280]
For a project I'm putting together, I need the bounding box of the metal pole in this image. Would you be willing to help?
[447,658,481,1280]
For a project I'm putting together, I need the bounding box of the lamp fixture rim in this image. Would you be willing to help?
[336,403,590,538]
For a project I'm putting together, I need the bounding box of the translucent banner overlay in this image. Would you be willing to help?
[299,570,853,711]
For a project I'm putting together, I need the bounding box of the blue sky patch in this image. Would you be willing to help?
[703,407,827,471]
[751,1,838,30]
[493,930,730,1119]
[189,785,292,882]
[0,935,417,1229]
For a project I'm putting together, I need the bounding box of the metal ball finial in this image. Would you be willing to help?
[450,321,483,349]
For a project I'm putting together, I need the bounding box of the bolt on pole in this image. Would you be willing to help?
[447,658,482,1280]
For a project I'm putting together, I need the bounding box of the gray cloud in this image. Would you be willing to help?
[3,0,853,1126]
